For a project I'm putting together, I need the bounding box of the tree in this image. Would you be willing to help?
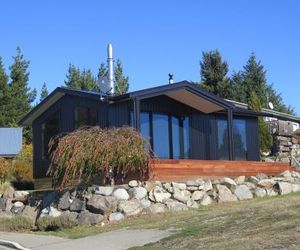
[114,59,129,95]
[97,63,108,80]
[0,57,9,126]
[40,82,49,102]
[64,64,98,91]
[7,47,36,125]
[248,91,272,153]
[200,50,234,98]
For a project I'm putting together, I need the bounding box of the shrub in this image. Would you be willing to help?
[0,216,35,231]
[48,126,152,189]
[36,214,78,231]
[0,157,10,184]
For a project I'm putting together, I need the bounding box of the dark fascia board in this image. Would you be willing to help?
[19,87,106,126]
[111,81,235,109]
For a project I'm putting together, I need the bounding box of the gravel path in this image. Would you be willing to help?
[0,229,171,250]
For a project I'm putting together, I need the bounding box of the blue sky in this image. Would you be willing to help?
[1,1,299,113]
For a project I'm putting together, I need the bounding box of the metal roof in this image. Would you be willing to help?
[0,128,23,157]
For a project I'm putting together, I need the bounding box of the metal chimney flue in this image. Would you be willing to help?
[107,44,115,95]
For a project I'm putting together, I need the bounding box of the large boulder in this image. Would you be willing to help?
[254,188,267,198]
[186,199,199,209]
[191,190,205,201]
[173,189,191,204]
[22,206,38,221]
[216,185,238,203]
[140,198,151,208]
[234,185,253,200]
[3,186,14,199]
[86,195,117,214]
[200,194,213,206]
[292,183,300,192]
[200,180,213,191]
[0,198,7,211]
[186,179,204,187]
[165,199,188,211]
[128,180,139,188]
[149,186,171,203]
[14,191,29,202]
[109,212,125,222]
[58,192,71,210]
[277,182,293,195]
[94,186,114,196]
[118,199,142,216]
[234,176,246,185]
[257,179,276,189]
[143,181,157,192]
[10,201,25,214]
[172,182,187,190]
[77,210,104,225]
[70,198,85,212]
[113,188,130,200]
[40,206,61,218]
[128,187,147,200]
[148,203,167,214]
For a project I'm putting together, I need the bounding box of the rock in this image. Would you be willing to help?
[0,198,7,211]
[11,201,24,214]
[202,180,213,191]
[143,181,157,192]
[256,173,269,181]
[148,203,167,214]
[163,183,173,193]
[291,171,300,179]
[49,207,62,217]
[191,190,205,201]
[109,212,125,222]
[186,180,202,187]
[140,198,151,208]
[234,176,246,185]
[257,179,276,189]
[128,187,147,200]
[280,157,290,163]
[61,210,78,223]
[70,198,85,212]
[266,188,278,196]
[87,195,117,215]
[77,210,104,225]
[165,199,188,211]
[221,177,237,189]
[216,185,238,203]
[128,180,138,188]
[3,186,14,199]
[5,199,13,212]
[254,188,267,198]
[118,199,142,216]
[244,182,256,190]
[14,191,29,202]
[200,194,213,206]
[22,206,38,221]
[113,188,130,200]
[279,170,292,178]
[292,184,300,192]
[173,189,191,204]
[186,186,199,192]
[249,176,259,184]
[149,186,171,203]
[234,185,253,200]
[186,199,199,209]
[94,186,114,196]
[172,182,187,190]
[58,192,71,210]
[277,182,292,195]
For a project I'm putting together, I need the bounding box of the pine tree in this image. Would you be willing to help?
[64,64,82,89]
[114,59,129,95]
[8,47,36,125]
[40,82,49,102]
[199,50,233,98]
[97,63,108,80]
[0,57,9,126]
[248,91,272,153]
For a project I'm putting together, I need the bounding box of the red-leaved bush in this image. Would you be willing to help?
[47,126,152,188]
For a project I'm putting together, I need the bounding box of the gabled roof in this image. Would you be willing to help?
[0,128,23,157]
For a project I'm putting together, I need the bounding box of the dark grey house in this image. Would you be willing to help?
[19,81,299,179]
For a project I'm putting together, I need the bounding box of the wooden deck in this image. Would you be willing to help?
[149,159,295,181]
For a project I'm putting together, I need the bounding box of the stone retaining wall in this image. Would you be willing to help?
[1,170,300,228]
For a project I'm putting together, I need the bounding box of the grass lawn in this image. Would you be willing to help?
[41,193,300,249]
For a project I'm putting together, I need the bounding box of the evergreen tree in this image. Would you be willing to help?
[114,59,129,95]
[64,64,82,89]
[7,47,36,125]
[0,57,9,126]
[248,91,272,153]
[40,82,49,102]
[200,50,234,98]
[97,63,108,80]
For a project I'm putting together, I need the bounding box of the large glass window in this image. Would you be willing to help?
[172,117,180,159]
[183,117,190,158]
[233,119,247,160]
[42,111,60,159]
[153,114,170,158]
[217,119,229,160]
[75,106,97,129]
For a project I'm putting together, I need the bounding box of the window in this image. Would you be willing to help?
[183,117,190,158]
[172,116,180,159]
[217,119,229,160]
[75,106,97,129]
[233,119,247,160]
[153,114,170,158]
[42,111,60,159]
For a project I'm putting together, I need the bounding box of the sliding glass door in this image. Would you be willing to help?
[153,114,170,158]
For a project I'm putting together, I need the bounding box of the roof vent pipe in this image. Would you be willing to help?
[168,73,174,84]
[107,44,115,95]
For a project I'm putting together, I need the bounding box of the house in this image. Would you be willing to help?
[0,128,23,158]
[19,81,300,180]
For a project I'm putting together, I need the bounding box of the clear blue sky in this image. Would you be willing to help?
[1,1,299,114]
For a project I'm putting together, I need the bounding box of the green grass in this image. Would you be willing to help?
[36,192,300,250]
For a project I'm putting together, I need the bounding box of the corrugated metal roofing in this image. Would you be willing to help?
[0,128,23,157]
